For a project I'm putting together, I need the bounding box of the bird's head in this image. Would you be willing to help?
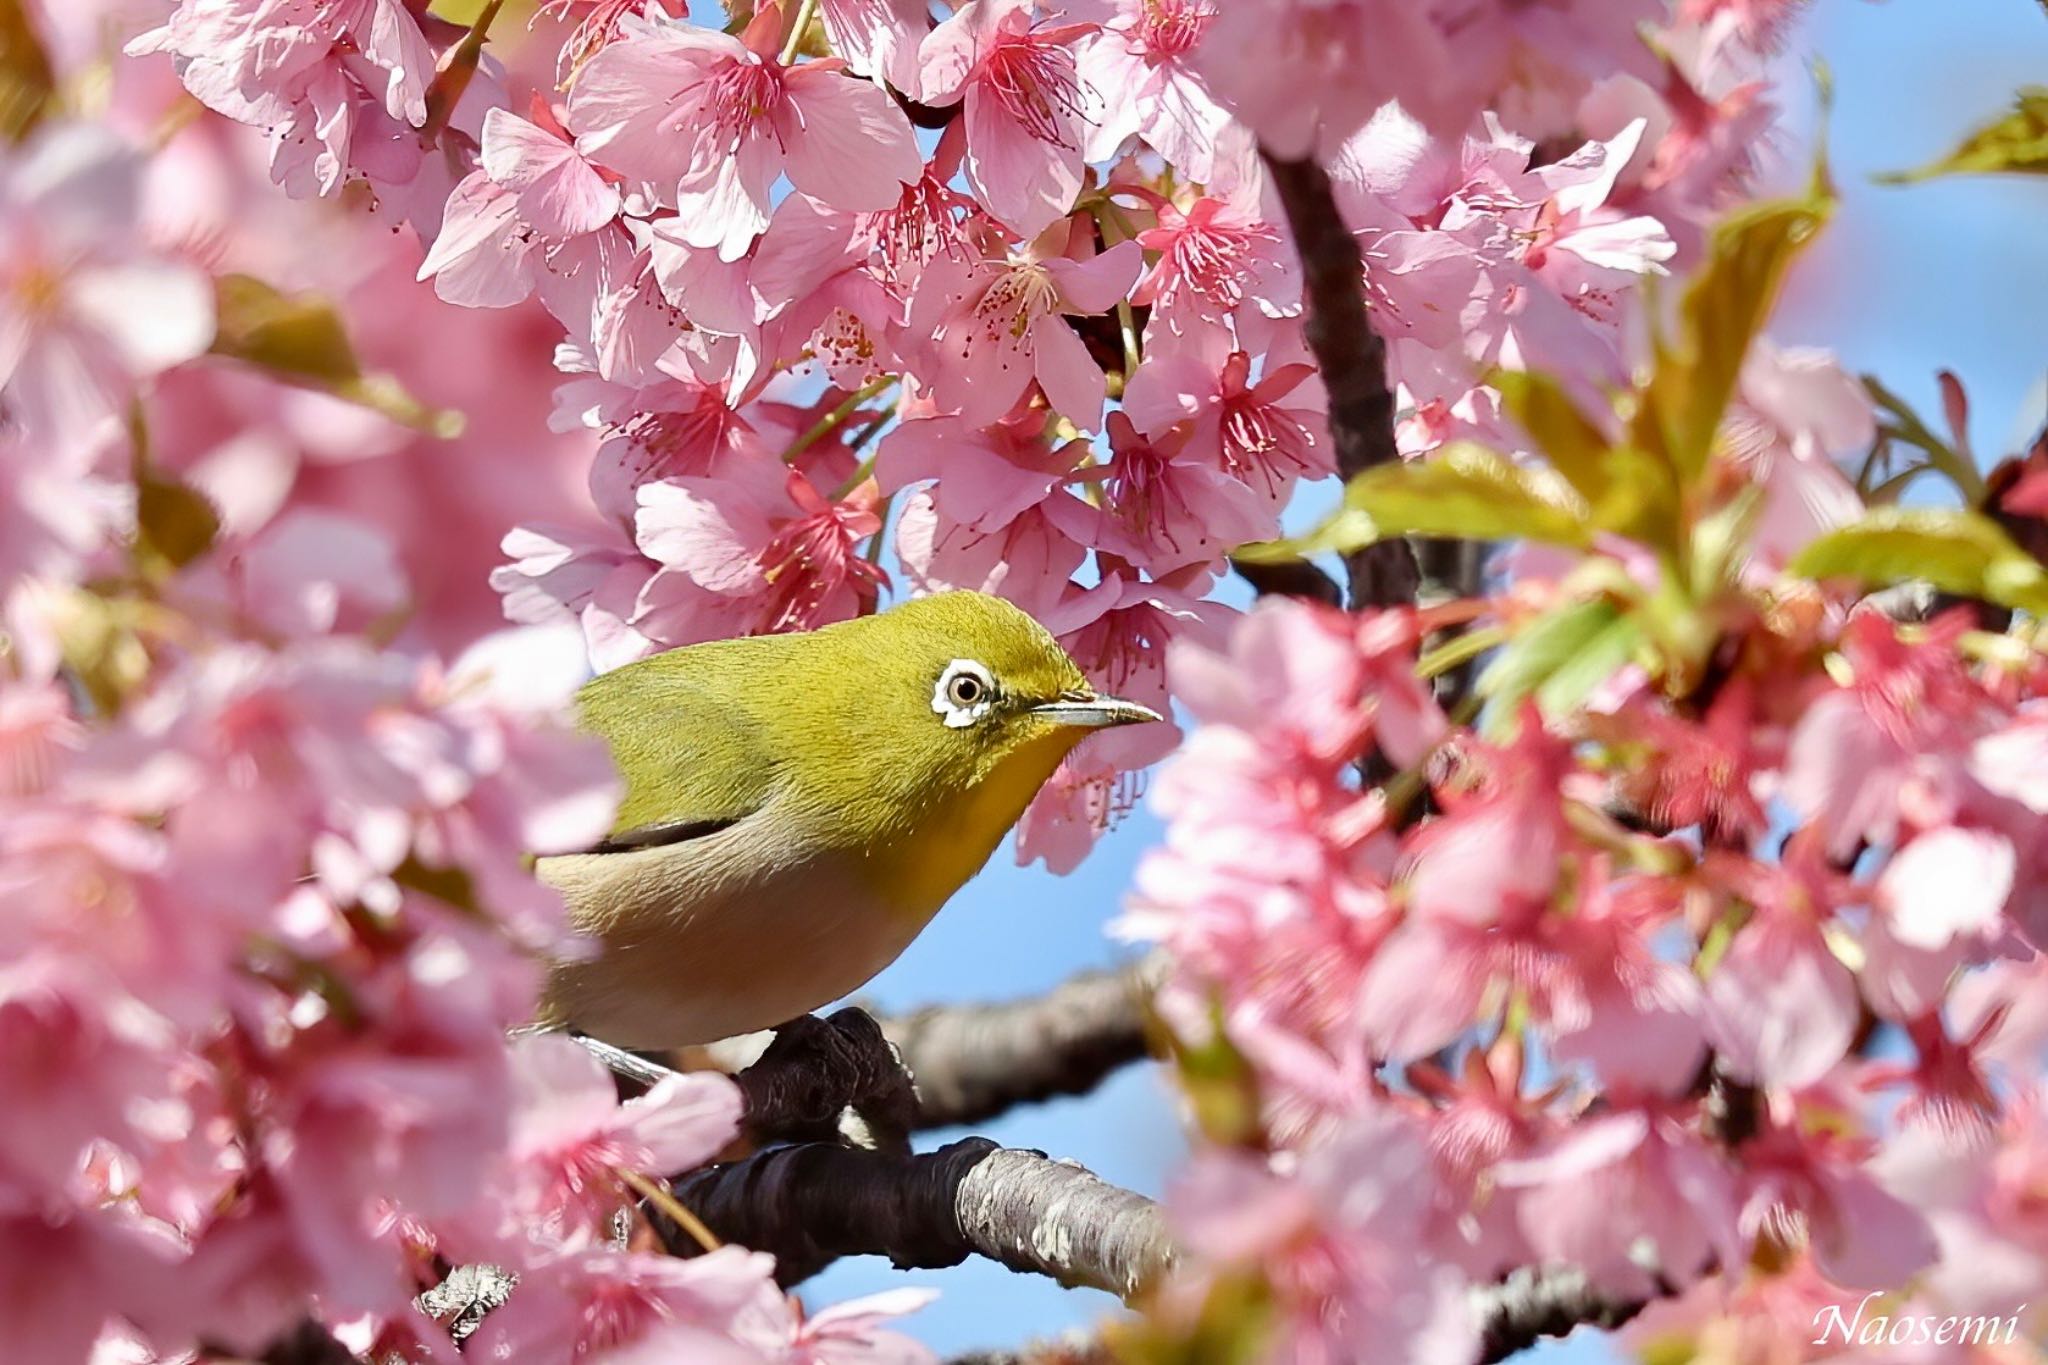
[796,592,1162,834]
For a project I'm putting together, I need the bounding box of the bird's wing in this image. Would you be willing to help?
[571,661,783,855]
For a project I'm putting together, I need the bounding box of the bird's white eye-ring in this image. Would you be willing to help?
[933,659,998,728]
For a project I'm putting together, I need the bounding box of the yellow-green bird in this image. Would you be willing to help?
[536,591,1162,1049]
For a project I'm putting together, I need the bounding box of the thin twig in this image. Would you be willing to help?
[619,1167,721,1253]
[784,375,896,465]
[1228,554,1344,607]
[778,0,821,63]
[571,1033,674,1089]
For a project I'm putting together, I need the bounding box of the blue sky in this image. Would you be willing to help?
[803,1,2048,1357]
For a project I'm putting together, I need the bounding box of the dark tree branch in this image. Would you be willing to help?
[657,1138,1176,1300]
[878,954,1165,1130]
[576,1008,920,1151]
[578,959,1166,1137]
[946,1345,1111,1365]
[659,1135,1645,1360]
[418,1261,517,1344]
[734,1008,918,1151]
[1261,150,1420,611]
[250,1320,363,1365]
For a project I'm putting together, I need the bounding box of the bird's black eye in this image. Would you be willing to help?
[946,673,987,708]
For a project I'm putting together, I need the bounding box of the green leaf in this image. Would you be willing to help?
[1860,373,1985,504]
[1167,999,1263,1149]
[211,274,361,384]
[1877,88,2048,183]
[1242,444,1594,563]
[392,853,482,916]
[1229,508,1378,563]
[209,275,464,436]
[1632,192,1832,488]
[1790,507,2048,616]
[0,0,54,141]
[135,470,221,569]
[1490,369,1617,504]
[1109,1272,1273,1365]
[1536,608,1643,715]
[1489,370,1689,553]
[1479,597,1629,728]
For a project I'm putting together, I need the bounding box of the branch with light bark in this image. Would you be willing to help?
[876,954,1166,1130]
[654,1137,1174,1299]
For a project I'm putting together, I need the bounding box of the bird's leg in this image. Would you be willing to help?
[822,1006,919,1154]
[735,1008,919,1152]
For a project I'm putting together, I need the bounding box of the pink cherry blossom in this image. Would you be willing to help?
[1435,0,1665,141]
[910,239,1141,430]
[483,104,622,240]
[1124,334,1333,497]
[1497,1104,1740,1301]
[0,123,214,446]
[882,416,1093,616]
[1700,844,1861,1091]
[569,7,923,260]
[636,464,887,636]
[1191,1,1477,159]
[1880,826,2017,952]
[1131,192,1301,340]
[127,0,435,130]
[877,413,1092,545]
[1066,0,1228,181]
[787,1287,939,1365]
[0,1202,174,1365]
[1047,410,1278,574]
[916,0,1097,239]
[1780,611,1993,859]
[1734,1112,1940,1290]
[503,1033,741,1240]
[128,0,446,207]
[0,680,80,796]
[467,1244,786,1362]
[1726,338,1871,566]
[1170,1108,1479,1364]
[819,0,931,91]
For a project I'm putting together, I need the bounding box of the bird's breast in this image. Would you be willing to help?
[856,729,1080,919]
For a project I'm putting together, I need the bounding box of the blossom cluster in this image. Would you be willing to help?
[0,2,933,1360]
[126,0,1790,868]
[1124,576,2048,1351]
[1123,463,2048,1349]
[16,0,2044,1359]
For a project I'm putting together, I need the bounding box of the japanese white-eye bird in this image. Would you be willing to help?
[535,591,1162,1048]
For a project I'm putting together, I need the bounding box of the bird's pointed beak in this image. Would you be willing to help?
[1029,693,1164,729]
